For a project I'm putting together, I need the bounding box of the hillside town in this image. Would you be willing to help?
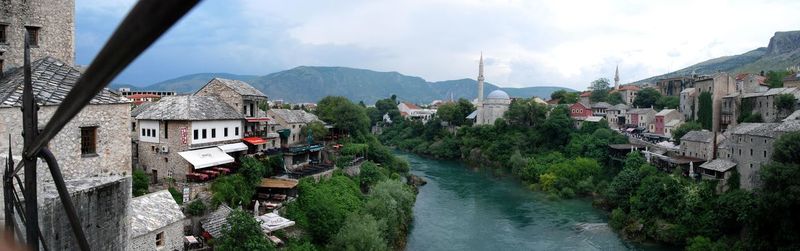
[2,0,800,251]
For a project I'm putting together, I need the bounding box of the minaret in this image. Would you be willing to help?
[614,65,620,89]
[477,53,485,104]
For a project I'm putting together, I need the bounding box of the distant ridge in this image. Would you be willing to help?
[634,30,800,84]
[111,67,574,104]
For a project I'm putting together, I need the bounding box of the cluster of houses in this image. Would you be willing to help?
[0,1,345,249]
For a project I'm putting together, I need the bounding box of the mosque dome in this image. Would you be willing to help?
[486,90,510,100]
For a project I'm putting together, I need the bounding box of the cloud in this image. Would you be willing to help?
[75,0,800,90]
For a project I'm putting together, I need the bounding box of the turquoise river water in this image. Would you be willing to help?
[399,151,676,251]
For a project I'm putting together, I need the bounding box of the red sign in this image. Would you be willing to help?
[181,127,188,145]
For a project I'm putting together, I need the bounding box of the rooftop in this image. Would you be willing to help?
[608,103,629,111]
[202,204,233,238]
[0,57,124,107]
[655,109,677,116]
[681,130,713,143]
[629,107,655,114]
[130,190,185,237]
[730,123,781,137]
[135,95,245,121]
[401,102,420,109]
[200,78,266,98]
[700,159,737,172]
[591,102,611,109]
[269,109,320,124]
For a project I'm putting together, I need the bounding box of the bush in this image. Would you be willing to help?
[132,169,149,197]
[610,208,627,230]
[186,200,207,216]
[210,174,254,207]
[168,186,183,205]
[327,214,388,251]
[364,180,416,248]
[292,176,364,244]
[216,209,274,251]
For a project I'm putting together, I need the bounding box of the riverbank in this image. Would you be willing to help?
[399,150,674,251]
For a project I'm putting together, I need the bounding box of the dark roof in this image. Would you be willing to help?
[681,130,713,143]
[269,109,320,124]
[700,159,736,172]
[731,123,781,138]
[0,57,124,107]
[591,102,612,108]
[199,78,266,97]
[135,95,245,121]
[130,190,185,237]
[130,102,155,117]
[201,204,233,238]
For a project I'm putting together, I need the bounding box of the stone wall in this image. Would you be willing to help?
[128,221,183,251]
[195,79,244,116]
[0,103,132,181]
[681,140,712,161]
[39,176,131,251]
[136,120,192,183]
[731,134,775,190]
[0,0,75,72]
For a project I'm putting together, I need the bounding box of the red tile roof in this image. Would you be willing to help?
[580,91,591,97]
[402,102,421,109]
[617,85,640,91]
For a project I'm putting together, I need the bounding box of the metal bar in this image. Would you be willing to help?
[21,29,39,251]
[9,187,49,251]
[23,0,201,159]
[39,148,89,251]
[4,136,14,235]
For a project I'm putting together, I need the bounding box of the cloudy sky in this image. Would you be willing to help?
[76,0,800,90]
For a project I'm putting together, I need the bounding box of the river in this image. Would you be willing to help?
[399,151,675,251]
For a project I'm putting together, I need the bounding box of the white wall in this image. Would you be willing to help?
[139,120,159,143]
[190,120,242,144]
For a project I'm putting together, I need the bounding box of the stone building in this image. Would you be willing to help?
[655,76,695,96]
[784,72,800,88]
[692,73,737,133]
[134,95,246,183]
[267,109,322,147]
[626,107,656,130]
[735,73,768,94]
[743,87,800,123]
[569,102,592,121]
[195,78,277,152]
[728,122,781,190]
[0,0,75,73]
[591,102,611,116]
[610,85,640,105]
[679,87,697,121]
[654,109,683,138]
[606,103,629,128]
[475,90,511,125]
[128,190,185,251]
[0,57,132,250]
[680,130,714,161]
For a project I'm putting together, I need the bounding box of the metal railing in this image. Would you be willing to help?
[3,1,200,250]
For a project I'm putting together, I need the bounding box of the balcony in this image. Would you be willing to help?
[243,131,280,138]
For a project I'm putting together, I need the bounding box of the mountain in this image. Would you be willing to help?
[111,73,259,93]
[112,67,574,104]
[635,31,800,84]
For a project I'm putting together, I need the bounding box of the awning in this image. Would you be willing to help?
[178,147,234,169]
[217,142,248,153]
[258,178,299,189]
[242,137,268,145]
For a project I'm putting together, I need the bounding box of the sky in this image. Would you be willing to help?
[76,0,800,90]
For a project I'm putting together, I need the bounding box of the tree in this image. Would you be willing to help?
[437,99,475,126]
[364,180,416,247]
[552,90,579,104]
[328,214,388,251]
[697,91,713,130]
[504,98,547,127]
[771,131,800,165]
[132,169,149,197]
[186,200,207,216]
[765,70,789,88]
[589,78,611,91]
[317,96,371,139]
[551,89,569,100]
[216,209,274,251]
[775,93,795,116]
[590,89,609,103]
[607,92,624,105]
[359,161,387,189]
[240,156,268,185]
[302,121,329,142]
[210,174,254,207]
[672,121,702,144]
[291,176,364,244]
[632,87,661,108]
[655,96,679,110]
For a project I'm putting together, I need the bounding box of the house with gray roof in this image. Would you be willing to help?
[202,204,233,239]
[195,78,278,152]
[606,103,629,128]
[728,122,782,190]
[699,159,737,192]
[128,190,185,251]
[134,95,247,183]
[0,57,133,250]
[738,87,800,123]
[680,130,714,161]
[625,107,656,131]
[268,109,322,146]
[591,102,612,116]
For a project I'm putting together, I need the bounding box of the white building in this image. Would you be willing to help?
[398,102,436,123]
[468,54,511,125]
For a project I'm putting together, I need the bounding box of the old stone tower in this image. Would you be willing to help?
[0,0,76,74]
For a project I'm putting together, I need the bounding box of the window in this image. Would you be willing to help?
[224,127,228,137]
[764,151,767,158]
[0,59,3,74]
[193,129,198,140]
[0,24,6,43]
[164,121,168,139]
[235,127,239,136]
[80,127,97,155]
[25,26,40,46]
[202,129,207,139]
[132,122,136,132]
[164,158,168,163]
[750,149,753,156]
[155,231,164,247]
[141,128,145,136]
[211,128,216,138]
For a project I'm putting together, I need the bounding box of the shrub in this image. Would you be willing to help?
[168,187,183,205]
[132,169,149,197]
[186,200,207,216]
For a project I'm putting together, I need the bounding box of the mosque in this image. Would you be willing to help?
[466,54,511,125]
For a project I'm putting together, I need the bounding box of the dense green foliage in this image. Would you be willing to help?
[186,200,206,216]
[550,89,579,104]
[317,96,371,139]
[327,214,388,251]
[775,93,796,114]
[363,180,416,246]
[655,96,680,110]
[606,92,624,105]
[436,98,475,126]
[216,209,275,251]
[633,87,661,108]
[210,174,254,207]
[698,91,713,129]
[132,169,149,197]
[301,121,329,142]
[765,70,790,88]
